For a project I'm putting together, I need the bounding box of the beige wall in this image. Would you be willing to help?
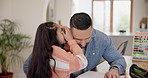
[55,0,72,26]
[0,0,44,44]
[133,0,148,32]
[0,0,72,44]
[11,0,44,44]
[0,0,11,19]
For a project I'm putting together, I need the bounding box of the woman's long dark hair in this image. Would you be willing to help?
[27,22,59,78]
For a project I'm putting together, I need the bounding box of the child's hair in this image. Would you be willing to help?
[27,22,59,78]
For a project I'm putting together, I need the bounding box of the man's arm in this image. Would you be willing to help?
[23,54,32,75]
[102,37,126,78]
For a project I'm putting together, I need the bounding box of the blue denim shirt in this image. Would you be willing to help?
[83,29,126,74]
[23,29,126,75]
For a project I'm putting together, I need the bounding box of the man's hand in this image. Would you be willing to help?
[104,68,120,78]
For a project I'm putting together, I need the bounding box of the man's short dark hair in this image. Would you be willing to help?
[70,12,92,30]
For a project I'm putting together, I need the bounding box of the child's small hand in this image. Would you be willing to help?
[61,27,73,42]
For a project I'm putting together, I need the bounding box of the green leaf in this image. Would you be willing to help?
[0,19,31,74]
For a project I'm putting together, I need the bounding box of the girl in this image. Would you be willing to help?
[27,22,87,78]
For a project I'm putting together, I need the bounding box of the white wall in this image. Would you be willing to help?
[11,0,44,44]
[1,0,45,44]
[0,0,11,19]
[72,0,92,17]
[55,0,92,25]
[55,0,72,26]
[133,0,148,32]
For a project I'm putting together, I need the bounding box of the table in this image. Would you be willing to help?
[77,71,125,78]
[78,56,148,78]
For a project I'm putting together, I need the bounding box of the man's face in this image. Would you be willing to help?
[71,26,92,48]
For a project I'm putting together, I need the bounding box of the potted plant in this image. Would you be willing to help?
[0,19,30,78]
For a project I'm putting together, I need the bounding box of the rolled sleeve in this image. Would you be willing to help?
[103,37,126,74]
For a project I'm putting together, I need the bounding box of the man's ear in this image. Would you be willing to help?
[70,29,74,37]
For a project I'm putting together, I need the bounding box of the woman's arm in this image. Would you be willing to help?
[51,40,87,73]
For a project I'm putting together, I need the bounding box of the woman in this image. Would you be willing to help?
[27,22,88,78]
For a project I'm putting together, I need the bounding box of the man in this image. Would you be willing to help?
[69,12,126,78]
[24,12,126,78]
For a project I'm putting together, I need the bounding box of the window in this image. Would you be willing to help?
[93,0,132,33]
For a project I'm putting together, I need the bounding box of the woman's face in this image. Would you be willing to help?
[54,24,66,45]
